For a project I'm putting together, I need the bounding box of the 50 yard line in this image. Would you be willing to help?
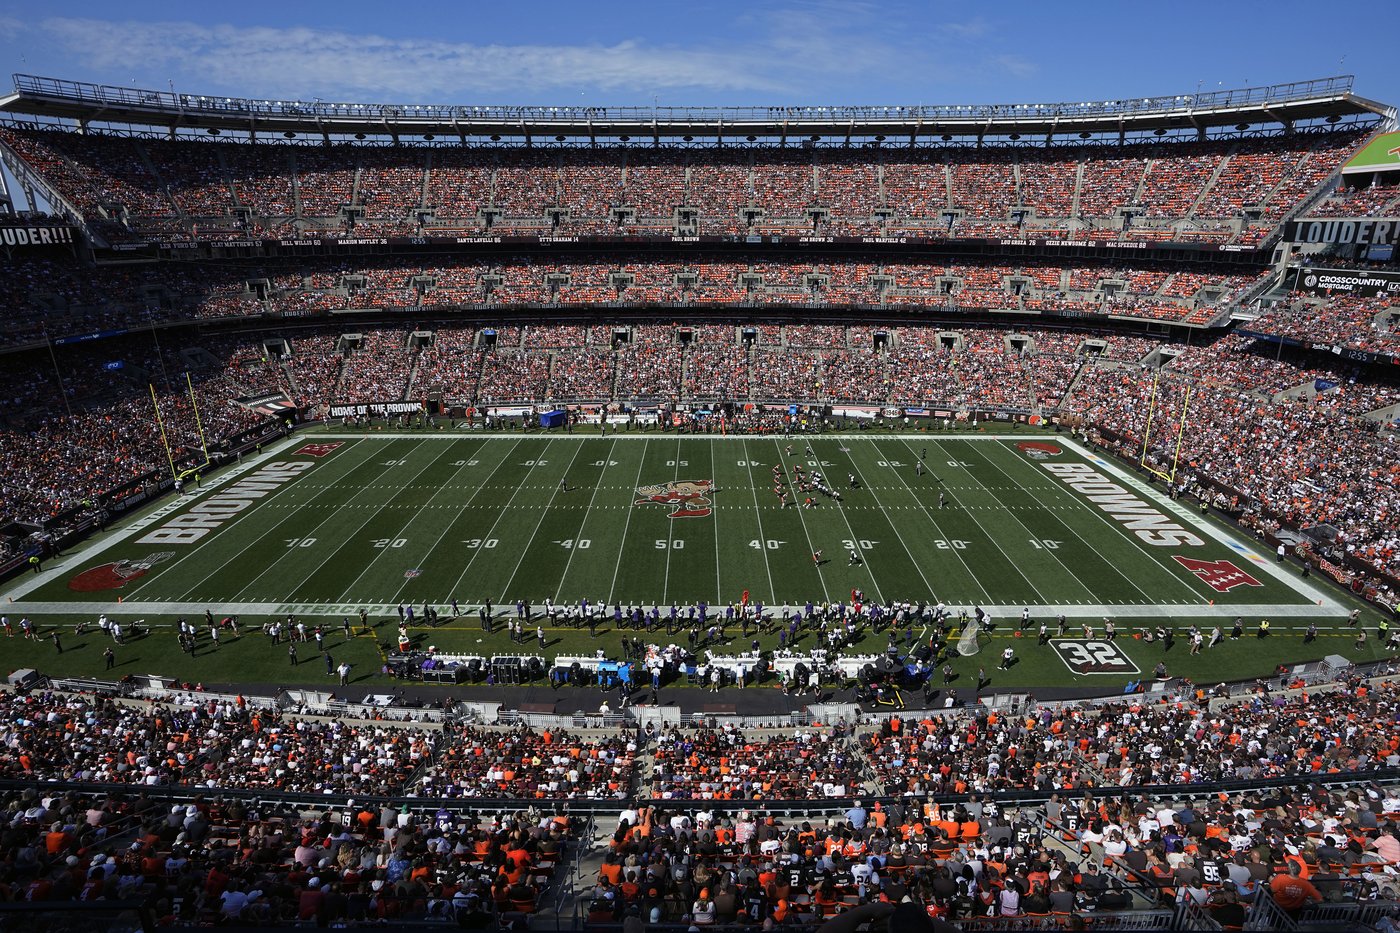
[606,438,652,605]
[660,436,684,605]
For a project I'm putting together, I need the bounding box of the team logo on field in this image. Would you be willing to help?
[1016,441,1062,460]
[296,443,343,458]
[67,552,175,592]
[1052,639,1139,675]
[634,479,715,518]
[1173,556,1263,593]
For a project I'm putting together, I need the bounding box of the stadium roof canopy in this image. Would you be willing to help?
[0,73,1390,143]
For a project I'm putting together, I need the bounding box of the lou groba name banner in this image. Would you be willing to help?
[1283,218,1400,248]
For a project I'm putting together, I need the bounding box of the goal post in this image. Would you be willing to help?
[1138,371,1193,486]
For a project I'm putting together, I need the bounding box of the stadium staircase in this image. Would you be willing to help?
[419,151,433,211]
[1183,143,1236,219]
[1069,160,1085,223]
[212,146,241,209]
[130,139,188,228]
[349,162,364,207]
[1267,126,1394,245]
[1128,158,1153,210]
[0,137,106,241]
[289,152,305,226]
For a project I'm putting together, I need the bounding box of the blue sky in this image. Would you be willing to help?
[0,0,1394,109]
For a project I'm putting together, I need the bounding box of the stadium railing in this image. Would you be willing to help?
[2,767,1395,818]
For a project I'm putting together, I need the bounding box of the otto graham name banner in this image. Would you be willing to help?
[1283,218,1400,248]
[0,223,79,247]
[1290,267,1400,298]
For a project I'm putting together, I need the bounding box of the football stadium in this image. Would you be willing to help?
[0,49,1398,933]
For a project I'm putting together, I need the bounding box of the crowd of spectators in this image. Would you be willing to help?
[0,250,1295,344]
[650,726,869,800]
[0,781,581,925]
[0,127,1368,243]
[1251,294,1398,357]
[1068,363,1400,577]
[419,726,635,799]
[0,334,280,525]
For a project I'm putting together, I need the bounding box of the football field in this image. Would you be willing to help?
[3,428,1375,689]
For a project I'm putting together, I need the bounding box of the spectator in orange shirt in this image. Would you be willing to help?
[1269,863,1322,916]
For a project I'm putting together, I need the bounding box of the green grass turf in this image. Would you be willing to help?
[2,427,1388,690]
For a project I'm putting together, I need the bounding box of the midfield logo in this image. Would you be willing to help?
[1052,639,1140,675]
[1172,556,1263,593]
[634,479,715,518]
[1016,441,1062,460]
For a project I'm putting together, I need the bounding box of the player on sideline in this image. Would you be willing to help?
[999,646,1014,670]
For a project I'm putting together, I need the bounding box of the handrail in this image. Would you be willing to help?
[10,74,1358,126]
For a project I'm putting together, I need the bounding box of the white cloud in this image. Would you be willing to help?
[19,10,1039,104]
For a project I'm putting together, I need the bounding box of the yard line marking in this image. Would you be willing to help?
[661,437,684,605]
[911,436,1098,601]
[382,437,524,605]
[738,439,780,604]
[553,438,619,604]
[790,439,886,603]
[162,438,395,603]
[496,438,588,602]
[833,440,952,603]
[443,438,560,604]
[289,438,472,604]
[607,438,652,605]
[769,440,833,604]
[970,438,1163,604]
[885,437,1050,604]
[710,439,723,605]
